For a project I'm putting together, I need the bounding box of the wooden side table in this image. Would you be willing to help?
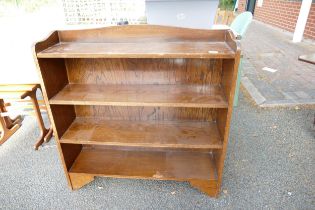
[0,84,53,150]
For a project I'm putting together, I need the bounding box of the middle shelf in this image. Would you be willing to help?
[60,118,223,149]
[49,84,228,108]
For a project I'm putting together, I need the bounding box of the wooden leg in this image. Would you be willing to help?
[4,115,22,129]
[8,115,23,127]
[0,99,20,145]
[27,91,52,150]
[69,173,95,190]
[37,87,53,143]
[189,179,219,197]
[0,124,20,145]
[44,128,53,143]
[0,99,22,129]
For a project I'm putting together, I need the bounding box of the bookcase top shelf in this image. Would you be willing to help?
[37,41,235,59]
[35,25,240,59]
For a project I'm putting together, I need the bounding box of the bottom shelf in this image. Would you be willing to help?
[69,147,218,182]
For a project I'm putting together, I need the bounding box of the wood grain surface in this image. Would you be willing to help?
[49,84,228,108]
[66,58,223,85]
[75,106,217,122]
[58,25,227,43]
[37,42,235,58]
[69,147,217,181]
[34,25,241,196]
[60,118,222,149]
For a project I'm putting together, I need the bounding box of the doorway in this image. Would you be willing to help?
[246,0,256,14]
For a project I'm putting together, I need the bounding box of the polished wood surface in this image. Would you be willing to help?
[66,58,223,85]
[34,32,74,186]
[50,84,228,108]
[37,42,235,59]
[58,25,226,43]
[215,55,241,190]
[37,25,238,59]
[75,106,217,122]
[61,118,222,149]
[34,25,241,197]
[298,53,315,65]
[69,147,217,181]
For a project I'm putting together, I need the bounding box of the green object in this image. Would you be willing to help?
[230,12,253,37]
[219,0,234,10]
[233,58,243,106]
[229,12,252,106]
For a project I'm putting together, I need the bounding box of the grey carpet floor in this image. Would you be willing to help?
[0,92,314,209]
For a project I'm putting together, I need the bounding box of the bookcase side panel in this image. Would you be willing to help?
[50,105,76,139]
[60,143,82,171]
[34,34,77,189]
[214,55,241,189]
[37,58,69,99]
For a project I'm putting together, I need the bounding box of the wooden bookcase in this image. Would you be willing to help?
[34,25,240,197]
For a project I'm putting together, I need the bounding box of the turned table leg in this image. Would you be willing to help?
[37,87,53,143]
[27,91,53,150]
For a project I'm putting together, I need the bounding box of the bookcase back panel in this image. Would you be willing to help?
[66,58,222,85]
[75,106,217,122]
[59,25,226,43]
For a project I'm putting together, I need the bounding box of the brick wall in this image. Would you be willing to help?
[238,0,247,12]
[237,0,315,40]
[304,4,315,39]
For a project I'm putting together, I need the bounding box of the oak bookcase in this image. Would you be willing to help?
[34,25,240,197]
